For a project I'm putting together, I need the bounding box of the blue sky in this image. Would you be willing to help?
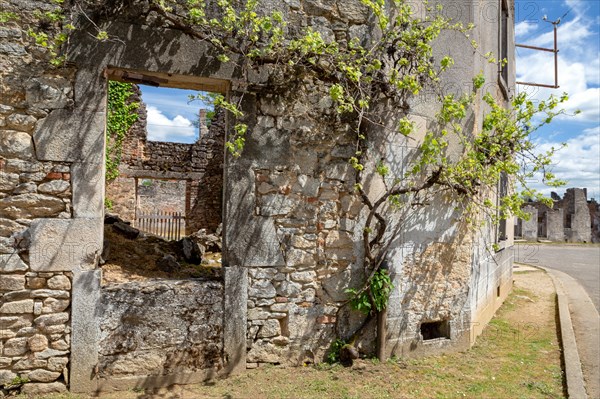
[139,85,212,144]
[514,0,600,199]
[139,0,599,199]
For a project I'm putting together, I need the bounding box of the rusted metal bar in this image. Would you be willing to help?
[515,43,555,52]
[554,24,559,88]
[516,81,559,88]
[515,21,560,89]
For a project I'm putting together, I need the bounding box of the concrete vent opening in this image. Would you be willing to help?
[497,285,501,297]
[420,320,450,341]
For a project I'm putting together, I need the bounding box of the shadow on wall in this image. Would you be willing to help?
[94,279,225,394]
[382,190,475,356]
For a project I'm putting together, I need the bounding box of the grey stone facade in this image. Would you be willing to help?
[516,188,594,242]
[1,0,515,394]
[98,279,224,385]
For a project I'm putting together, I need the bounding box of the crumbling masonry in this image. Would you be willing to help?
[517,188,598,243]
[1,0,515,394]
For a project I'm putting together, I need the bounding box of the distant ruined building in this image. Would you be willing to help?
[516,188,600,243]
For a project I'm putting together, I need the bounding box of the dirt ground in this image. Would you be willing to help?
[101,225,222,285]
[37,267,560,399]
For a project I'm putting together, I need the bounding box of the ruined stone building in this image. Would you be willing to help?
[516,188,598,243]
[1,0,515,395]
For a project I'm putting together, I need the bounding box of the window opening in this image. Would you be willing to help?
[102,69,227,283]
[420,320,451,341]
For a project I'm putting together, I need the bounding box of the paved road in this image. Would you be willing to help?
[514,244,600,312]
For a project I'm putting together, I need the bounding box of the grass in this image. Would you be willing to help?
[29,272,563,399]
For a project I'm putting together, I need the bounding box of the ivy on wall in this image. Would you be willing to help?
[105,81,139,181]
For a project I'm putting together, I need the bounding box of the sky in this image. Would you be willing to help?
[139,0,600,199]
[138,85,211,144]
[514,0,600,199]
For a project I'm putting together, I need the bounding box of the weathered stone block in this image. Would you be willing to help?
[259,194,297,216]
[0,274,26,290]
[3,159,44,173]
[28,334,49,351]
[26,369,61,383]
[0,299,34,314]
[285,248,314,266]
[249,280,276,299]
[3,337,28,356]
[0,194,66,219]
[0,172,19,192]
[6,113,37,132]
[291,270,317,283]
[0,370,17,385]
[40,325,66,335]
[276,280,302,297]
[46,275,71,290]
[20,381,67,396]
[0,253,28,272]
[325,231,354,248]
[0,315,32,329]
[27,276,46,288]
[71,160,104,218]
[13,181,38,194]
[50,339,69,351]
[34,348,69,359]
[0,130,34,159]
[34,312,70,328]
[25,76,73,109]
[0,218,25,237]
[29,218,103,272]
[13,358,47,371]
[38,180,70,195]
[248,308,271,320]
[0,330,16,339]
[47,356,69,372]
[33,110,104,162]
[32,289,70,299]
[257,319,281,338]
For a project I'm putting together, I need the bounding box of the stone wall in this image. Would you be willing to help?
[1,4,77,392]
[137,179,186,215]
[0,268,71,395]
[98,279,224,385]
[589,199,600,243]
[521,206,538,240]
[562,188,591,242]
[546,208,563,242]
[517,188,593,242]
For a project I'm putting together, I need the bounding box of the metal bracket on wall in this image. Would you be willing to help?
[516,18,561,89]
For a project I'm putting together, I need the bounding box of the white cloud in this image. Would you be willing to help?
[516,8,600,122]
[515,21,537,38]
[146,105,197,143]
[529,17,593,48]
[526,126,600,198]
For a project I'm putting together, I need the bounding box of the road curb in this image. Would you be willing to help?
[515,262,588,398]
